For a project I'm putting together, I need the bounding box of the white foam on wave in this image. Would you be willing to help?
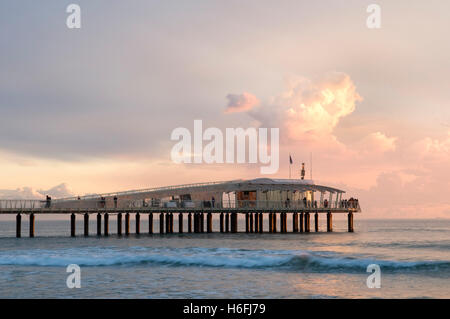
[0,246,448,272]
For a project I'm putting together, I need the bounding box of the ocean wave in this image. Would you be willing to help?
[363,241,450,251]
[0,247,448,273]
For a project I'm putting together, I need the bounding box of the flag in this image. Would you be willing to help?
[289,155,293,164]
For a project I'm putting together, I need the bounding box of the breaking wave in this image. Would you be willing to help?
[0,247,448,273]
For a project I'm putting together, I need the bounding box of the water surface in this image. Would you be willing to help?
[0,218,449,298]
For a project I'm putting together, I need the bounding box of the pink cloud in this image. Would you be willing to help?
[281,72,363,139]
[410,131,450,161]
[236,72,363,152]
[358,132,398,154]
[0,183,74,199]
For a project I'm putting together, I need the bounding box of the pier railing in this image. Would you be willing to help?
[0,198,360,212]
[52,180,236,202]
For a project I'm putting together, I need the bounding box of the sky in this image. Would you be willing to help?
[0,0,449,218]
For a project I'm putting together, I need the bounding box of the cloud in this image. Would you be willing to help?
[342,130,450,218]
[221,73,448,218]
[0,183,74,199]
[37,183,74,199]
[349,168,450,218]
[359,132,397,154]
[225,92,259,113]
[0,187,43,200]
[280,72,362,140]
[410,131,450,162]
[230,72,362,151]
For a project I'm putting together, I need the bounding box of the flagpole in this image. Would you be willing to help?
[289,154,291,179]
[289,157,291,179]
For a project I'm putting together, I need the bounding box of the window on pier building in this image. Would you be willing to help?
[236,191,256,208]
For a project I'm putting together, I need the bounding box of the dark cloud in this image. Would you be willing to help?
[225,92,259,113]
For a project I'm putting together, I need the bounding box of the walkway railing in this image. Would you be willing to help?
[52,180,236,202]
[0,199,360,212]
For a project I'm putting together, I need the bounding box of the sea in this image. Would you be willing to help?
[0,217,449,298]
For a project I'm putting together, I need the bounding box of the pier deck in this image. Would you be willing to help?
[0,178,361,237]
[1,203,359,237]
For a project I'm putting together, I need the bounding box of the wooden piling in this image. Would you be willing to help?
[304,212,310,233]
[117,213,122,235]
[327,212,333,232]
[192,213,195,233]
[165,213,170,234]
[171,213,175,233]
[250,213,254,233]
[314,212,319,232]
[193,213,198,233]
[259,213,263,233]
[29,213,35,237]
[207,212,212,233]
[273,213,277,233]
[179,213,183,233]
[231,213,237,233]
[285,213,288,232]
[300,213,304,233]
[348,212,354,232]
[159,213,164,234]
[225,213,230,233]
[254,213,259,233]
[70,213,76,237]
[220,212,224,233]
[280,213,284,233]
[280,213,284,232]
[97,213,102,236]
[245,213,249,233]
[125,213,130,235]
[84,213,89,237]
[200,213,204,233]
[16,213,21,238]
[293,212,298,232]
[188,212,192,233]
[268,213,273,233]
[149,213,153,234]
[104,213,109,236]
[135,213,140,235]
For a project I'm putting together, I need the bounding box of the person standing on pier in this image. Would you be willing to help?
[45,195,51,208]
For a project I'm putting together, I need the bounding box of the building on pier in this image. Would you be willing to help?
[48,178,358,211]
[0,178,361,237]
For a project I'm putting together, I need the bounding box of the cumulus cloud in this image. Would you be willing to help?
[410,131,450,161]
[341,130,450,218]
[225,92,259,113]
[359,132,397,154]
[279,72,362,140]
[227,72,362,151]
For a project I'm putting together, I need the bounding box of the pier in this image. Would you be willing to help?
[0,178,361,238]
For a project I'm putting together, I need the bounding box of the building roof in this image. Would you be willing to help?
[54,178,345,202]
